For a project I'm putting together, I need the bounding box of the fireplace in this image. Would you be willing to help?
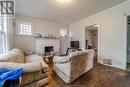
[35,39,60,55]
[45,46,54,55]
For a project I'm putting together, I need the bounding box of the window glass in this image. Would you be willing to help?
[60,29,67,37]
[17,22,32,35]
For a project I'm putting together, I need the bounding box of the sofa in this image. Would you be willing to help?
[0,49,49,87]
[53,49,94,84]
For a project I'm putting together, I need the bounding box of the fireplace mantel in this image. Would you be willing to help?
[35,38,60,55]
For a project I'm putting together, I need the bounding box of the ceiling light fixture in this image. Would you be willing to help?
[94,24,99,27]
[57,0,72,4]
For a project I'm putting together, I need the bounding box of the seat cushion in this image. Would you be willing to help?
[25,55,43,63]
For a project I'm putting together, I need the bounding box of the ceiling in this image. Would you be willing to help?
[16,0,127,25]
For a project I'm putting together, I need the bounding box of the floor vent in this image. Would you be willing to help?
[103,59,112,65]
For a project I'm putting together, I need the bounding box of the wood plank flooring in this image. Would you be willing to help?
[44,60,130,87]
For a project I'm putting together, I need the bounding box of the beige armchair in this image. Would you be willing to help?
[53,50,94,84]
[0,49,49,87]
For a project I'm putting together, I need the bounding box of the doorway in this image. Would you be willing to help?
[85,24,98,59]
[127,16,130,71]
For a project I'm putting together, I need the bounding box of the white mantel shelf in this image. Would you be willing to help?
[34,37,59,40]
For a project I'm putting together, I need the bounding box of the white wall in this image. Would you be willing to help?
[13,14,68,54]
[69,0,130,70]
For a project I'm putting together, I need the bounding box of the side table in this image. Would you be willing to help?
[43,55,54,64]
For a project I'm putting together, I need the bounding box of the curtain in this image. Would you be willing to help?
[3,16,13,52]
[0,32,4,54]
[5,16,13,52]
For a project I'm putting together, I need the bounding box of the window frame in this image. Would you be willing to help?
[0,16,3,32]
[16,22,33,36]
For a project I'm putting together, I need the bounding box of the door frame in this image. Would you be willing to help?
[126,14,130,70]
[84,24,100,61]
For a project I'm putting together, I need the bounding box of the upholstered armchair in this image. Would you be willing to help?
[0,49,49,87]
[53,50,94,84]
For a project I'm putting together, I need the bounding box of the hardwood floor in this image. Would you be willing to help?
[44,60,130,87]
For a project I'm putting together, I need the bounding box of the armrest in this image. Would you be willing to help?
[53,56,71,63]
[22,61,43,73]
[0,61,44,73]
[0,62,22,70]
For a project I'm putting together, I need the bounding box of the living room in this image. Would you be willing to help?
[0,0,130,87]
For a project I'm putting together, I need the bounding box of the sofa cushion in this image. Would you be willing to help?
[53,56,71,63]
[25,55,43,63]
[11,49,25,63]
[0,51,18,62]
[68,51,88,58]
[23,61,48,73]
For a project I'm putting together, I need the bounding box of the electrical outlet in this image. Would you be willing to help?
[103,59,112,65]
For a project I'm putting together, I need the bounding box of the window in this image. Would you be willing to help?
[17,22,32,35]
[60,29,67,37]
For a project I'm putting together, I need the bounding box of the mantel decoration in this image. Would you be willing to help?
[33,33,58,39]
[42,34,57,39]
[33,33,42,38]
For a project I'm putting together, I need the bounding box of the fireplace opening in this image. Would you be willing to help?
[45,46,54,55]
